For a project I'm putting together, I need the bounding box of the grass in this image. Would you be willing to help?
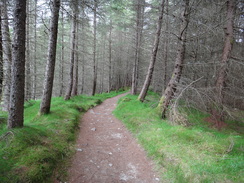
[0,90,125,183]
[114,91,244,183]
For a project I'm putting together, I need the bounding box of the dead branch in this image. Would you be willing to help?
[0,131,14,141]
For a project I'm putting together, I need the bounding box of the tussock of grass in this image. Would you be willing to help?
[0,91,125,183]
[114,92,244,183]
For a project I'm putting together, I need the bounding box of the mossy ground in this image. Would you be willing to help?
[0,91,125,183]
[114,91,244,183]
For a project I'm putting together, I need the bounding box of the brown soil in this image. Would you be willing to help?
[204,110,227,131]
[204,116,227,130]
[67,93,161,183]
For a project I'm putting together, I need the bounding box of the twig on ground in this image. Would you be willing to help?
[0,131,14,142]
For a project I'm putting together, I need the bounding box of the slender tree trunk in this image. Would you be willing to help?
[71,21,79,96]
[80,37,85,94]
[131,1,140,95]
[65,9,77,100]
[59,9,64,97]
[138,0,165,102]
[108,19,112,93]
[1,0,12,112]
[101,62,104,93]
[158,0,190,118]
[25,0,31,100]
[99,33,106,93]
[80,2,85,94]
[0,8,3,95]
[92,0,97,96]
[131,0,145,95]
[39,0,60,114]
[215,0,235,111]
[162,0,169,92]
[32,0,37,99]
[81,57,85,94]
[125,46,131,87]
[8,0,26,128]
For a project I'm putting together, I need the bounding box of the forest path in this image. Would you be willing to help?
[67,93,161,183]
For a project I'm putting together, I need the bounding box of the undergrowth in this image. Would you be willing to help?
[0,91,125,183]
[114,91,244,183]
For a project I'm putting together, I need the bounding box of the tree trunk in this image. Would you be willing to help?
[25,0,31,100]
[108,19,112,93]
[138,0,165,102]
[0,4,3,95]
[59,9,64,97]
[101,63,104,93]
[92,0,97,96]
[80,2,85,94]
[131,0,145,95]
[100,33,106,93]
[215,0,235,111]
[0,8,3,95]
[158,0,190,118]
[32,0,37,99]
[0,0,12,112]
[65,8,77,100]
[8,0,26,128]
[39,0,60,114]
[131,1,141,95]
[162,0,169,92]
[71,21,79,96]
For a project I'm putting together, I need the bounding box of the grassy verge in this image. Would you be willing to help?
[114,91,244,183]
[0,91,125,183]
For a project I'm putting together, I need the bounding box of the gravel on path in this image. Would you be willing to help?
[68,93,161,183]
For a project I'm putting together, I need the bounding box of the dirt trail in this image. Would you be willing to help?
[68,93,160,183]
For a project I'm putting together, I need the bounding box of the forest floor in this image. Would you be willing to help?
[67,93,161,183]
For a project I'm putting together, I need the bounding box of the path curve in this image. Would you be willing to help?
[68,93,160,183]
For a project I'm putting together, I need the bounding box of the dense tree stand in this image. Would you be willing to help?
[0,0,242,129]
[0,0,243,182]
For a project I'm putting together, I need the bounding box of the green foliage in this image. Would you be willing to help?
[0,91,125,183]
[104,0,134,30]
[114,93,244,183]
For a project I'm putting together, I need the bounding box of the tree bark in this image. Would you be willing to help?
[138,0,165,102]
[158,0,190,118]
[31,0,37,99]
[0,0,12,112]
[215,0,235,110]
[39,0,60,114]
[59,9,64,97]
[71,21,79,96]
[92,0,97,96]
[8,0,26,128]
[162,0,169,92]
[80,2,85,94]
[65,6,77,100]
[25,0,31,100]
[0,8,3,95]
[99,33,106,93]
[108,19,112,93]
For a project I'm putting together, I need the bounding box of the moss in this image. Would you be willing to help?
[114,91,244,182]
[0,90,126,183]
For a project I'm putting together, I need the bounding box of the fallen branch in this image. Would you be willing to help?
[0,131,14,142]
[225,138,234,154]
[168,77,204,126]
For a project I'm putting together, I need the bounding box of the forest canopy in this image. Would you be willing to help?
[0,0,243,127]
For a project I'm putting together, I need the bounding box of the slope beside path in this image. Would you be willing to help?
[68,93,161,183]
